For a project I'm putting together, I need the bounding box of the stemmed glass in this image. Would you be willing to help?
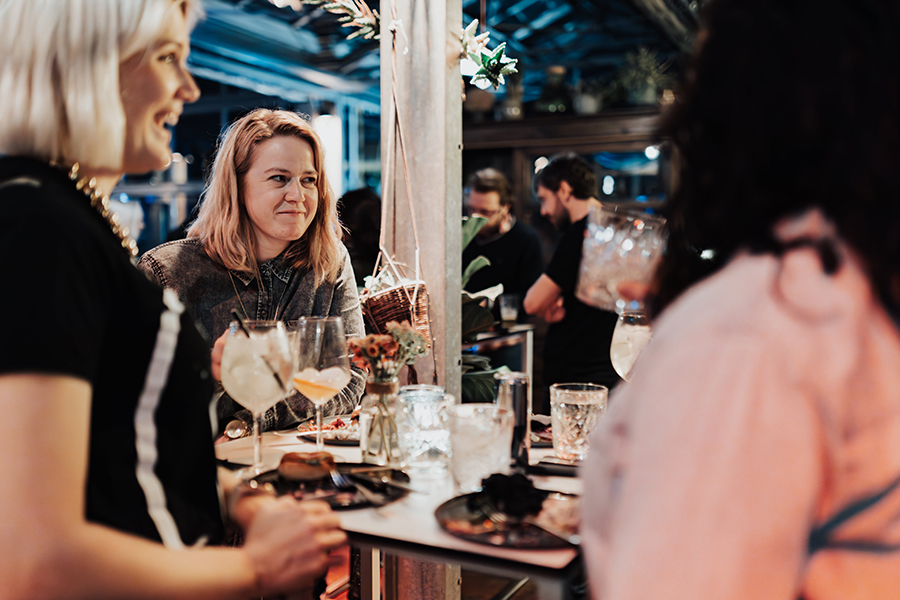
[609,311,652,381]
[292,317,352,451]
[220,319,293,476]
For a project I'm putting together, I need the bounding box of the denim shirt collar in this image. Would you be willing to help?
[229,256,294,287]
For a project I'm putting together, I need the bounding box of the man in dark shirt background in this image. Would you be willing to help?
[463,168,544,321]
[524,153,621,407]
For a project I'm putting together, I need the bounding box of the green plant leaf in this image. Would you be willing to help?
[461,365,511,403]
[462,255,490,288]
[463,284,503,302]
[462,301,495,343]
[462,353,492,370]
[462,215,488,250]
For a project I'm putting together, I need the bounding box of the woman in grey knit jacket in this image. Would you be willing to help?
[139,108,365,437]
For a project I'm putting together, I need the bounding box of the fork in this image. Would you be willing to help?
[480,499,581,546]
[328,465,385,505]
[328,464,355,489]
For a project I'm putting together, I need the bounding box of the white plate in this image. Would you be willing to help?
[273,414,357,439]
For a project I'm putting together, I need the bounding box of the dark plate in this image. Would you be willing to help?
[298,433,360,447]
[255,463,409,510]
[435,491,579,549]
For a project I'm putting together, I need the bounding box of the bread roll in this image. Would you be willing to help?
[278,451,335,482]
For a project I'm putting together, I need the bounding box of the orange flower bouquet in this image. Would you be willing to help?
[348,321,428,465]
[348,320,429,383]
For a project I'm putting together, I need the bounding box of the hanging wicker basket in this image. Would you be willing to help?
[360,248,432,349]
[361,280,431,347]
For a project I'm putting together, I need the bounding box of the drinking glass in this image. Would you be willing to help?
[220,320,293,476]
[292,317,352,452]
[576,205,666,314]
[610,311,652,381]
[498,293,519,326]
[395,388,454,478]
[445,404,513,493]
[549,383,608,461]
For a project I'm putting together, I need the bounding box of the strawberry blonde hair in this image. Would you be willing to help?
[0,0,200,170]
[188,108,343,286]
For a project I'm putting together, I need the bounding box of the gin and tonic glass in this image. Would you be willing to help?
[220,320,293,476]
[610,311,653,381]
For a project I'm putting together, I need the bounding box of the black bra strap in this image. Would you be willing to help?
[808,471,900,554]
[748,236,840,275]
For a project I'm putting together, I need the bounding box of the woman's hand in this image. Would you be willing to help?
[241,498,347,597]
[211,331,227,381]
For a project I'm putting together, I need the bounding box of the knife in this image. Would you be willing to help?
[348,472,420,493]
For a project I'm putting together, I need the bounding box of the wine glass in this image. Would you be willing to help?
[609,311,652,381]
[220,320,293,476]
[292,317,353,451]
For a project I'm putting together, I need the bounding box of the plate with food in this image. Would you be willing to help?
[255,451,409,509]
[273,410,361,445]
[435,473,580,548]
[530,415,553,448]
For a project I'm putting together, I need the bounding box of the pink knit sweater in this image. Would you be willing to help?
[582,211,900,599]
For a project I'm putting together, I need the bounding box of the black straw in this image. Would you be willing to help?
[230,309,287,392]
[231,309,254,337]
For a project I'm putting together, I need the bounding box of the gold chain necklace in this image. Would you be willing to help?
[229,268,289,321]
[67,163,139,258]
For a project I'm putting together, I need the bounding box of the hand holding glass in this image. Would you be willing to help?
[220,320,293,476]
[292,317,352,451]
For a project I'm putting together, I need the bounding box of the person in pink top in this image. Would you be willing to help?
[581,1,900,599]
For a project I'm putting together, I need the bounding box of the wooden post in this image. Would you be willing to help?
[379,1,462,599]
[380,0,462,400]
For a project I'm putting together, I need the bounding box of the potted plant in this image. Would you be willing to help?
[461,215,509,402]
[612,46,676,106]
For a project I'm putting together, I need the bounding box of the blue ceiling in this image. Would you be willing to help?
[189,0,382,111]
[189,0,699,112]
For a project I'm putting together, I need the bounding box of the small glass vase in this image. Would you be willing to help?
[359,377,401,466]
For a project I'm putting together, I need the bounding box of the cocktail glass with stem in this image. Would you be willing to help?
[292,317,352,452]
[609,311,652,381]
[220,320,293,476]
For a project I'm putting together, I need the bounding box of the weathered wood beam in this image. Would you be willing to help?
[379,4,464,596]
[380,0,462,400]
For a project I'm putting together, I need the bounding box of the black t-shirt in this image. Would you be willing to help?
[0,157,223,547]
[543,216,620,388]
[462,219,544,321]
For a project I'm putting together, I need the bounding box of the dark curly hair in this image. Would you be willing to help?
[651,0,900,318]
[533,152,598,199]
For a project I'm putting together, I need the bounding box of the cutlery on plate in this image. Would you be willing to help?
[328,464,386,505]
[345,466,395,474]
[480,499,581,546]
[348,472,420,493]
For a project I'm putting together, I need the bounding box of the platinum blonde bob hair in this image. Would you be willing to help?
[189,109,344,286]
[0,0,199,170]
